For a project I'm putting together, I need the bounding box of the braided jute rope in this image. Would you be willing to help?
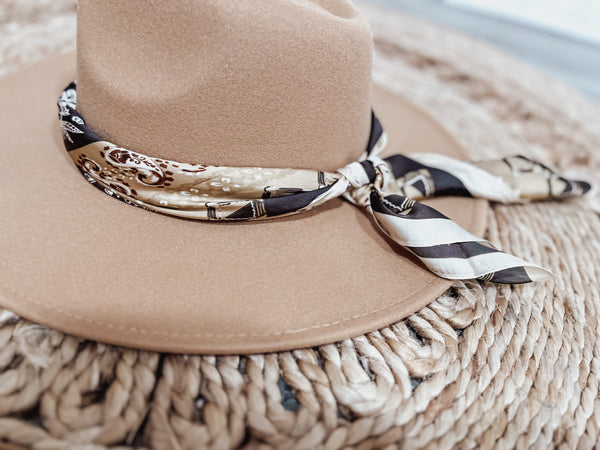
[2,1,600,448]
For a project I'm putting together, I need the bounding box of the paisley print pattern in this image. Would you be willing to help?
[58,81,591,284]
[103,148,167,186]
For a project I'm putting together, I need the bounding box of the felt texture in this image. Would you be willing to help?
[0,52,487,353]
[76,0,374,171]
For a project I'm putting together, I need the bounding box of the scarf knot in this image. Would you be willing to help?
[58,81,591,284]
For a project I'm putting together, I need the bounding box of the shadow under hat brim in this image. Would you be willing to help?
[0,53,487,354]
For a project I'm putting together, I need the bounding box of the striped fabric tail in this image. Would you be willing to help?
[388,152,591,202]
[368,190,552,284]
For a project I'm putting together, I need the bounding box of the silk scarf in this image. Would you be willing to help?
[58,81,591,284]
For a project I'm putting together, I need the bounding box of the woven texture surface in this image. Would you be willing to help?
[2,1,600,448]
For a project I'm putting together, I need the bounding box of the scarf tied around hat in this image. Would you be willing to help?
[58,81,591,284]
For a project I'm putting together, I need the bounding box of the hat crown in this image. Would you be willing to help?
[76,0,374,170]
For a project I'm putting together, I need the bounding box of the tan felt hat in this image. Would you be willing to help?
[0,0,488,354]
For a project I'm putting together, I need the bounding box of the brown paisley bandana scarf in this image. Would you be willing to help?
[58,81,591,284]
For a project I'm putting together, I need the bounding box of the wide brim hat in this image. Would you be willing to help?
[2,1,600,449]
[0,0,495,354]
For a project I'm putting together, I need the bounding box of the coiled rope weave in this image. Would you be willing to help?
[1,1,600,448]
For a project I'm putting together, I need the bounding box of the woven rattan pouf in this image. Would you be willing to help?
[1,1,600,448]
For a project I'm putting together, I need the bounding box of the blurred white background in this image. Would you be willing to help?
[373,0,600,103]
[447,0,600,45]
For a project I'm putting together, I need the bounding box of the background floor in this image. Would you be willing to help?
[370,0,600,103]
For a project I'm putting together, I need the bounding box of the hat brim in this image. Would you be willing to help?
[0,53,487,354]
